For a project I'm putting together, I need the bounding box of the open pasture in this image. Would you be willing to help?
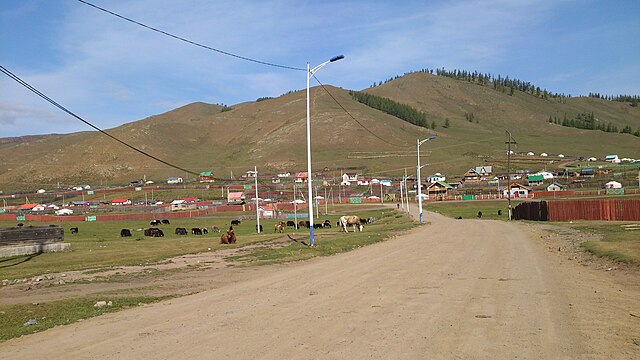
[0,206,408,280]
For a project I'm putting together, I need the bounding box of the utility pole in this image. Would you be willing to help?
[255,166,260,233]
[293,183,298,226]
[400,173,404,210]
[505,130,517,220]
[404,168,410,213]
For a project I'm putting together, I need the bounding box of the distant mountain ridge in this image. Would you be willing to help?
[0,71,638,191]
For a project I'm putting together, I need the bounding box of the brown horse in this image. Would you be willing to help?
[220,227,237,244]
[274,222,285,233]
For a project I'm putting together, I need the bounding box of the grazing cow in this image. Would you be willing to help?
[256,224,263,232]
[17,223,24,227]
[274,223,285,233]
[220,227,237,244]
[144,228,164,237]
[497,210,502,216]
[202,228,208,234]
[70,227,79,234]
[231,219,241,226]
[339,215,364,232]
[298,221,307,229]
[120,229,132,237]
[366,217,376,224]
[161,219,170,225]
[323,220,332,229]
[175,227,188,235]
[192,228,203,235]
[313,223,323,229]
[477,211,483,219]
[286,220,296,227]
[211,226,220,233]
[150,220,161,226]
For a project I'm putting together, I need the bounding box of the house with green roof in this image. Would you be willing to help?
[527,174,544,186]
[427,181,453,198]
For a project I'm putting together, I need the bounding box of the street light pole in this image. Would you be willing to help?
[417,136,437,223]
[306,55,344,246]
[505,130,517,220]
[255,166,260,233]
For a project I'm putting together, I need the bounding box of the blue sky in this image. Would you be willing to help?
[1,0,638,137]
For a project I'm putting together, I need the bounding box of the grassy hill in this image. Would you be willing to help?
[0,71,638,192]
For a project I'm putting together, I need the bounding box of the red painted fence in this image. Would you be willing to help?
[547,199,640,221]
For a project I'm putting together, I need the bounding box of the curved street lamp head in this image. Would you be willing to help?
[418,135,437,147]
[330,55,345,62]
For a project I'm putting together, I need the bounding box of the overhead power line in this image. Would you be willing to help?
[311,74,408,148]
[0,65,199,176]
[75,0,305,71]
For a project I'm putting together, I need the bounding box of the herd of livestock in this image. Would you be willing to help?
[62,215,374,245]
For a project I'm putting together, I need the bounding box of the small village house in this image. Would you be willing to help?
[527,174,545,186]
[546,183,565,191]
[580,168,595,178]
[426,181,453,198]
[111,198,132,206]
[198,171,215,183]
[475,166,492,177]
[227,192,245,204]
[503,183,531,198]
[462,168,482,182]
[242,170,257,179]
[604,155,620,163]
[295,172,308,183]
[426,173,446,183]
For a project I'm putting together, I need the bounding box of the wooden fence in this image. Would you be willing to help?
[513,199,640,221]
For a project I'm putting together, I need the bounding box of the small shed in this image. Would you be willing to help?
[547,183,564,191]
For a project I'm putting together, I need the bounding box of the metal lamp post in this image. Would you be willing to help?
[306,55,344,246]
[417,136,437,223]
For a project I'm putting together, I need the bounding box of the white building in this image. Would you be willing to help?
[426,173,446,183]
[604,181,622,189]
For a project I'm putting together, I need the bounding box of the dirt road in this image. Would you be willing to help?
[1,209,639,359]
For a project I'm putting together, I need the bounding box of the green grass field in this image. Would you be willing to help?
[0,205,411,280]
[574,223,640,266]
[427,199,521,220]
[0,295,170,341]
